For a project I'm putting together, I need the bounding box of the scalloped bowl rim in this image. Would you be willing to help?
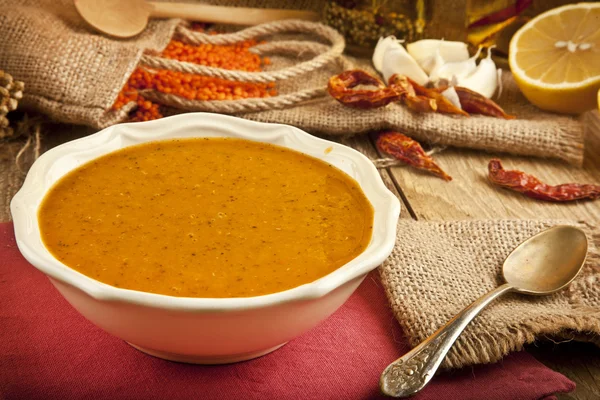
[11,113,400,311]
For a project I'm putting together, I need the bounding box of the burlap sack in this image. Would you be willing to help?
[0,0,587,165]
[379,219,600,370]
[0,0,181,128]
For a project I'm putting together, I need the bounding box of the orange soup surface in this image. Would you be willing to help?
[39,138,374,298]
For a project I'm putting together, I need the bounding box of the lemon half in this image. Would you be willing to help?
[509,3,600,114]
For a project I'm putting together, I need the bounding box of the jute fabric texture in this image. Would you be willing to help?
[379,219,600,369]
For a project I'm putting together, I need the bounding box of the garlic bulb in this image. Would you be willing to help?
[406,40,470,74]
[458,46,498,98]
[429,46,483,83]
[374,36,498,98]
[381,45,429,86]
[372,36,403,72]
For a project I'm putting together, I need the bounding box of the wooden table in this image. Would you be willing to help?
[1,112,599,399]
[341,112,600,400]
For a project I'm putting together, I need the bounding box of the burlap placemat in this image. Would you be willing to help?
[380,219,600,370]
[0,0,587,165]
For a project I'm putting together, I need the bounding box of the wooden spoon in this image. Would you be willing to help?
[74,0,320,38]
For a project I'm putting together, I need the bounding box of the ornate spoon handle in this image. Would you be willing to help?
[380,283,513,397]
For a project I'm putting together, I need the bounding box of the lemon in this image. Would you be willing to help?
[509,3,600,114]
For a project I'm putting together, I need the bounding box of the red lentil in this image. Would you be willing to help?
[112,28,276,122]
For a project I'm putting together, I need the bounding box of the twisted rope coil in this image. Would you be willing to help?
[136,20,344,114]
[143,87,326,114]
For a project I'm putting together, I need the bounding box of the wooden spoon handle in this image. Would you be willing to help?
[148,2,320,25]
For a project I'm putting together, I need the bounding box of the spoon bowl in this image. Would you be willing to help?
[75,0,151,38]
[380,225,588,398]
[503,225,588,295]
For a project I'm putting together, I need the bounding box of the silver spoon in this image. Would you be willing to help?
[380,225,588,398]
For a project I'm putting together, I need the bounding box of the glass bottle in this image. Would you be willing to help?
[322,1,432,56]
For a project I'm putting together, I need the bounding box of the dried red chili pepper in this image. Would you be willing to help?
[328,70,515,120]
[388,74,438,113]
[488,159,600,201]
[406,77,469,116]
[388,74,415,96]
[327,70,400,109]
[377,131,452,181]
[455,87,516,119]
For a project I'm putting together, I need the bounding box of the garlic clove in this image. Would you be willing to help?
[373,36,403,72]
[496,68,503,99]
[429,46,483,83]
[381,45,429,86]
[407,39,470,74]
[441,86,462,110]
[458,46,498,98]
[427,49,446,81]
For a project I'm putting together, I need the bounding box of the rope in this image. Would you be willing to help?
[176,20,342,46]
[142,87,325,114]
[134,20,346,115]
[140,20,344,83]
[249,41,330,57]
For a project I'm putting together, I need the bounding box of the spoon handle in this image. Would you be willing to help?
[149,3,320,25]
[380,283,513,397]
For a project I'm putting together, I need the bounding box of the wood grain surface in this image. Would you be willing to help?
[336,135,413,219]
[376,112,600,222]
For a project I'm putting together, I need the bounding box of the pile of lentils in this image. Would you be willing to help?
[112,25,276,122]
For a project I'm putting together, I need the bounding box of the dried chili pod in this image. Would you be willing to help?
[388,74,438,113]
[406,77,469,116]
[388,74,417,97]
[328,70,400,109]
[404,95,439,113]
[377,131,452,181]
[488,159,600,201]
[455,87,516,119]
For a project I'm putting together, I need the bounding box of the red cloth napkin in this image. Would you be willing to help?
[0,222,574,400]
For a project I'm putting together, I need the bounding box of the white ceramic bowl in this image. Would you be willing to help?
[11,113,400,364]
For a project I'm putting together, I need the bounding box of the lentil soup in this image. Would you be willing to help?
[38,138,374,298]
